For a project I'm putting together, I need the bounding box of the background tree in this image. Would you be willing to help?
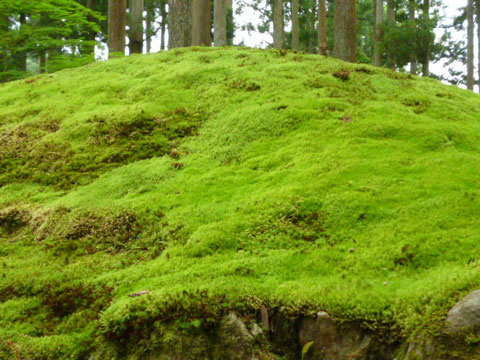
[273,0,284,48]
[214,0,228,46]
[192,0,211,45]
[108,0,126,55]
[129,0,144,54]
[374,0,384,66]
[291,0,299,50]
[317,0,327,55]
[169,0,192,47]
[467,0,474,90]
[334,0,357,62]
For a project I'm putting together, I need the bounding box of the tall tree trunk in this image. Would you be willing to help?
[160,2,167,50]
[214,0,227,45]
[169,0,192,48]
[386,0,395,68]
[374,0,383,66]
[108,0,127,56]
[226,0,234,45]
[477,0,480,92]
[273,0,284,49]
[292,0,299,50]
[129,0,144,54]
[146,0,154,53]
[334,0,357,62]
[39,50,46,73]
[318,0,327,55]
[307,5,315,53]
[422,0,430,77]
[467,0,474,90]
[192,0,211,45]
[409,0,417,74]
[86,0,97,55]
[18,13,27,72]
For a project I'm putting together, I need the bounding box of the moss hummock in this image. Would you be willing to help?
[1,47,480,359]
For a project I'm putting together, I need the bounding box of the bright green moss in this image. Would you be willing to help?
[1,47,480,358]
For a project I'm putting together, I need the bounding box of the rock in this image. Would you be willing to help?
[445,290,480,335]
[218,313,254,360]
[250,322,263,337]
[298,312,394,360]
[403,338,437,360]
[260,305,270,331]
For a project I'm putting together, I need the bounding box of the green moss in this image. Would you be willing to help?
[1,47,480,358]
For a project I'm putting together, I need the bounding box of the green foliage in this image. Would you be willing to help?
[1,47,480,358]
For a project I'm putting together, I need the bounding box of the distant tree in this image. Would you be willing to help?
[334,0,357,62]
[214,0,228,46]
[421,0,430,76]
[192,0,211,45]
[273,0,284,48]
[409,0,417,74]
[108,0,126,55]
[169,0,192,47]
[317,0,327,55]
[291,0,299,50]
[374,0,384,66]
[467,0,474,90]
[129,0,144,54]
[477,0,480,92]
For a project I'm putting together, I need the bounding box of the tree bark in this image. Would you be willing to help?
[467,0,474,90]
[146,0,154,53]
[39,50,46,73]
[18,13,27,72]
[291,0,299,50]
[273,0,284,49]
[318,0,327,55]
[160,2,167,50]
[422,0,429,77]
[374,0,383,66]
[409,0,417,74]
[214,0,227,46]
[387,0,395,22]
[192,0,211,45]
[226,0,234,45]
[129,0,144,54]
[108,0,127,56]
[169,0,192,48]
[85,0,97,55]
[333,0,356,62]
[476,0,480,92]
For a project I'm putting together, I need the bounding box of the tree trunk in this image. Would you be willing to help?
[467,0,474,90]
[169,0,192,48]
[129,0,144,54]
[160,2,167,50]
[86,0,97,55]
[39,50,46,73]
[292,0,299,50]
[108,0,127,56]
[409,0,417,74]
[273,0,284,49]
[334,0,356,62]
[18,13,27,72]
[476,0,480,92]
[374,0,383,66]
[226,0,234,45]
[318,0,327,55]
[387,0,395,22]
[422,0,429,77]
[214,0,227,46]
[192,0,211,45]
[146,1,154,53]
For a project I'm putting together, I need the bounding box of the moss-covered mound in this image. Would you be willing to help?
[1,47,480,359]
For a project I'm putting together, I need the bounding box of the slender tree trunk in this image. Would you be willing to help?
[39,50,46,73]
[273,0,284,49]
[386,0,395,68]
[226,0,234,45]
[85,0,97,55]
[108,0,127,55]
[334,0,356,62]
[18,13,27,72]
[214,0,227,45]
[409,0,417,74]
[129,0,144,54]
[422,0,430,77]
[192,0,211,45]
[160,2,167,50]
[291,0,299,50]
[169,0,192,48]
[467,0,474,90]
[476,0,480,92]
[146,1,154,53]
[307,5,314,53]
[374,0,383,66]
[318,0,327,55]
